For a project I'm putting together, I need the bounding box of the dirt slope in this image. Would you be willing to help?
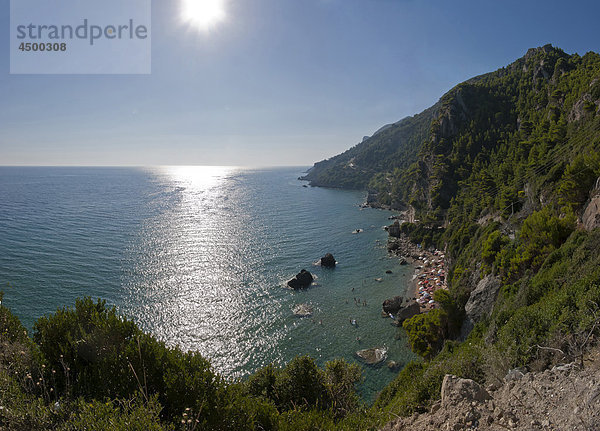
[382,349,600,431]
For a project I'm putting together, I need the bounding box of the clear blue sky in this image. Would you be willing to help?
[1,0,599,166]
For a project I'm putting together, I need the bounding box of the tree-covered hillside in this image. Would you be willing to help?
[399,45,600,221]
[305,44,600,426]
[300,104,439,192]
[304,45,600,216]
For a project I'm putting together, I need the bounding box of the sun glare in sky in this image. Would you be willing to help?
[181,0,227,32]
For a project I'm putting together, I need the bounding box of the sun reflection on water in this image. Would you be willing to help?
[161,165,235,190]
[125,165,281,376]
[121,167,417,396]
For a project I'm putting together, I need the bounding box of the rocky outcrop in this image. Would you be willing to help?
[381,349,600,431]
[583,195,600,230]
[569,94,597,122]
[388,220,401,238]
[461,275,500,336]
[382,296,403,315]
[366,191,379,205]
[287,270,314,289]
[582,179,600,231]
[394,301,420,324]
[441,375,491,407]
[320,253,336,268]
[436,87,470,138]
[292,303,313,317]
[356,347,387,365]
[386,235,420,258]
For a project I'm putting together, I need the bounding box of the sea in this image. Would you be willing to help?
[0,166,417,401]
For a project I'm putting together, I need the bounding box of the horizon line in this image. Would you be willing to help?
[0,164,312,169]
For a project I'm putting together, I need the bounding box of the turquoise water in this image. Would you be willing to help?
[0,166,417,400]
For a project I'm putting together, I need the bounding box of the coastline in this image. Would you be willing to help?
[361,196,448,315]
[386,231,447,312]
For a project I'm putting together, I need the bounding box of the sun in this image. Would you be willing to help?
[181,0,226,32]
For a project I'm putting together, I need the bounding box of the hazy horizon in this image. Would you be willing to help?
[0,163,311,168]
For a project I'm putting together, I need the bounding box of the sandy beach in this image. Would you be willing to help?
[387,234,447,312]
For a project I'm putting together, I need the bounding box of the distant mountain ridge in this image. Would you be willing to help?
[300,104,439,190]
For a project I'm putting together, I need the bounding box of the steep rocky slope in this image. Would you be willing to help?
[382,348,600,430]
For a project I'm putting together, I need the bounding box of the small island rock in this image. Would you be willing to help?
[382,296,404,315]
[320,253,336,268]
[293,303,313,317]
[356,347,388,365]
[387,361,400,370]
[287,269,314,289]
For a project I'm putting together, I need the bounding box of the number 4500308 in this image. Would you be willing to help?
[19,42,67,52]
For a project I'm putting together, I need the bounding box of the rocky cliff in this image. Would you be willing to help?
[582,177,600,231]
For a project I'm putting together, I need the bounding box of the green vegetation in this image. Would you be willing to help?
[402,309,446,359]
[0,295,370,430]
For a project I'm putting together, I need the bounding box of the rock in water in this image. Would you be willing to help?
[382,296,403,314]
[387,220,401,237]
[320,253,336,268]
[293,303,313,317]
[287,269,314,289]
[356,347,388,365]
[395,301,420,324]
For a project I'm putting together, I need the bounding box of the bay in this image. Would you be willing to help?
[0,166,417,401]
